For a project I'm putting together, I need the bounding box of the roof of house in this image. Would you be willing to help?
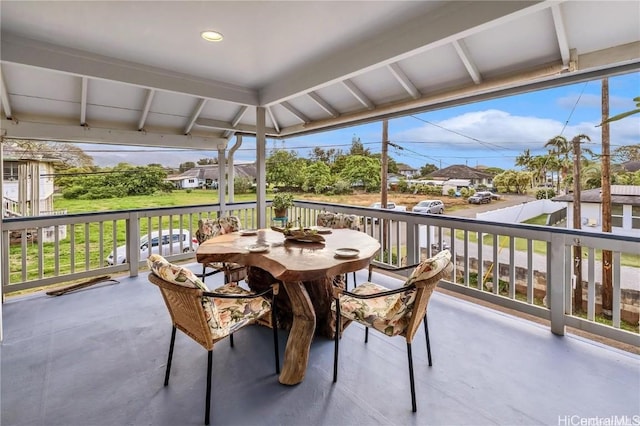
[396,163,417,172]
[553,186,640,206]
[428,164,493,180]
[622,161,640,172]
[168,163,257,181]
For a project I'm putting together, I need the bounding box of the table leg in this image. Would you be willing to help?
[279,281,316,385]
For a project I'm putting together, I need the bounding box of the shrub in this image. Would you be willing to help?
[536,189,556,199]
[448,188,456,197]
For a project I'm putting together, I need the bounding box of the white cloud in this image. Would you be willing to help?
[392,109,640,151]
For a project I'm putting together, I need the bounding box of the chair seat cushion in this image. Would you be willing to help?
[332,282,410,337]
[148,254,210,291]
[208,283,272,340]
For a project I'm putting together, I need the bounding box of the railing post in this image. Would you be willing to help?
[548,233,566,335]
[126,212,140,277]
[406,223,418,266]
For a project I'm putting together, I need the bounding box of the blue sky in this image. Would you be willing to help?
[87,71,639,171]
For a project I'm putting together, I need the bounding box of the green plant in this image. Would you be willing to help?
[272,192,294,211]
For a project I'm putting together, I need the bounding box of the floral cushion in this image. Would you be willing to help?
[316,211,361,230]
[333,250,452,337]
[208,283,272,339]
[147,254,209,291]
[196,216,242,244]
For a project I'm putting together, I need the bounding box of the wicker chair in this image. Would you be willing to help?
[316,211,363,289]
[332,250,452,412]
[196,216,246,284]
[147,254,279,425]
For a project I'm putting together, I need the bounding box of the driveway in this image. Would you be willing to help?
[447,194,536,218]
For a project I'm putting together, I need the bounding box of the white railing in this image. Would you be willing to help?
[2,199,639,347]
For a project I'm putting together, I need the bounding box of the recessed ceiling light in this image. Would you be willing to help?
[201,31,224,42]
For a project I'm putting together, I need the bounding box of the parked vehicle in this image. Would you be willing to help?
[412,200,444,214]
[369,201,407,211]
[106,229,198,265]
[468,191,493,204]
[487,191,501,200]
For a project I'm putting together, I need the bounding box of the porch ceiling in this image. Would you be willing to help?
[1,1,639,149]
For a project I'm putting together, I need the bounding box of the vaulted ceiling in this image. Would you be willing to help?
[1,1,639,151]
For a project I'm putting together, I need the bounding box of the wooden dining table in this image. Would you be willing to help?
[196,228,380,385]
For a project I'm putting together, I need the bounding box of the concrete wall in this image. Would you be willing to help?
[476,199,561,223]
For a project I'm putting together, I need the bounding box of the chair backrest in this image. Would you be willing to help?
[392,250,453,341]
[316,211,362,230]
[147,254,219,350]
[196,216,242,244]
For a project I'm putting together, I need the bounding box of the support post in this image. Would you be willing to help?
[256,107,267,228]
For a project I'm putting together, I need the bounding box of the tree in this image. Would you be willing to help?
[266,150,305,189]
[302,161,332,193]
[58,164,170,199]
[492,170,532,194]
[178,162,196,173]
[197,158,217,165]
[339,155,380,192]
[612,144,640,163]
[420,163,438,176]
[597,96,640,126]
[10,140,94,169]
[348,135,371,156]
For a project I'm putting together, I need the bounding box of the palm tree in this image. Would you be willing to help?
[545,134,591,194]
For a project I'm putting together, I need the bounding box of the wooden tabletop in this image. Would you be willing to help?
[196,228,381,282]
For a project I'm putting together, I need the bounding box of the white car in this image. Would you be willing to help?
[412,200,445,214]
[106,229,197,265]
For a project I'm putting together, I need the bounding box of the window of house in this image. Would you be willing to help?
[188,179,195,184]
[611,204,623,228]
[3,161,20,181]
[632,206,640,229]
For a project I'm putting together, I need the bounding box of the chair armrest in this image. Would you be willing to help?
[203,283,279,299]
[336,283,416,300]
[368,260,419,280]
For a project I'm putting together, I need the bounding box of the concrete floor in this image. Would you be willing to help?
[2,265,639,426]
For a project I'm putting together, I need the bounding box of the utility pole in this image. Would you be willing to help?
[601,77,613,318]
[572,136,583,313]
[381,120,389,255]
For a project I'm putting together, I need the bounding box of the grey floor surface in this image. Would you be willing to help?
[2,265,639,426]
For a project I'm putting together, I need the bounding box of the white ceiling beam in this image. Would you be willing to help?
[267,106,280,133]
[453,39,482,84]
[138,89,155,131]
[387,63,421,100]
[260,1,547,105]
[1,34,258,106]
[1,119,227,150]
[0,65,13,119]
[278,61,567,137]
[280,101,309,123]
[577,41,640,71]
[80,77,88,126]
[223,105,249,138]
[342,80,375,110]
[551,3,571,67]
[307,92,339,118]
[196,117,279,136]
[184,98,207,135]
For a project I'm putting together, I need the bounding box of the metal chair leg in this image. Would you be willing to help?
[424,315,432,367]
[333,299,341,383]
[364,327,369,343]
[205,350,213,425]
[407,342,417,412]
[229,333,234,348]
[164,326,176,386]
[201,265,207,284]
[272,294,280,374]
[352,271,357,288]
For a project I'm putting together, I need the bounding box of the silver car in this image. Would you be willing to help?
[106,229,197,265]
[412,200,444,214]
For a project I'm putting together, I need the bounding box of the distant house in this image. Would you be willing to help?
[2,143,67,242]
[552,185,640,237]
[622,161,640,173]
[396,163,418,179]
[167,163,257,189]
[2,144,59,217]
[428,164,494,187]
